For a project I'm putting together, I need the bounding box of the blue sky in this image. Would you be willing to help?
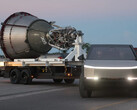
[0,0,137,54]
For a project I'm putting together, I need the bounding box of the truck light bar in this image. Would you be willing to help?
[86,77,99,80]
[127,77,137,81]
[84,65,137,70]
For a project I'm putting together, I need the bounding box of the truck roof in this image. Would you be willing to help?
[90,44,133,46]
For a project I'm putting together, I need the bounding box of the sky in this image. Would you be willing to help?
[0,0,137,52]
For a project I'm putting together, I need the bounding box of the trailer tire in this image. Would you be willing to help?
[79,76,92,98]
[10,69,21,84]
[0,70,4,77]
[64,79,75,84]
[53,79,63,83]
[21,69,32,84]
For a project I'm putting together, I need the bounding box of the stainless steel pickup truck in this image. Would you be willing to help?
[79,45,137,98]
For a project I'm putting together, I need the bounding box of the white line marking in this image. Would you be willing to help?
[0,88,66,101]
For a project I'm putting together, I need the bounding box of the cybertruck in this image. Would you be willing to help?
[79,45,137,98]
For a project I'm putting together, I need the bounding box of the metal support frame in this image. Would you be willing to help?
[65,36,86,61]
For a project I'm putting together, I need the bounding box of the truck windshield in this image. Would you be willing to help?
[87,45,136,60]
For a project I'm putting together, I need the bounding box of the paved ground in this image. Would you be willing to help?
[0,78,137,110]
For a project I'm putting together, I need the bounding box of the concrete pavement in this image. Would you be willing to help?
[0,78,137,110]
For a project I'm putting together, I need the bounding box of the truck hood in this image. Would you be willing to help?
[85,60,137,69]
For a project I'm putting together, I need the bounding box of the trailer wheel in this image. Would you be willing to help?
[0,70,4,77]
[79,76,92,98]
[64,79,75,84]
[53,79,63,83]
[10,69,21,84]
[21,69,32,84]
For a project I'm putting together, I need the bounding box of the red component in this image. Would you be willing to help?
[134,48,137,54]
[58,57,63,59]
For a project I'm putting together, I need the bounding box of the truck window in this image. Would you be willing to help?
[87,45,136,60]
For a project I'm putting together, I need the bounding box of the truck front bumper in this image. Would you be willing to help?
[84,78,137,90]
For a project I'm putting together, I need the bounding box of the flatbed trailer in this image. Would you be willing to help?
[0,58,83,84]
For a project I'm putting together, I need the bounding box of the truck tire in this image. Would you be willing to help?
[10,69,21,84]
[0,70,4,77]
[53,79,63,83]
[79,76,92,98]
[0,70,2,77]
[64,79,75,84]
[21,69,32,84]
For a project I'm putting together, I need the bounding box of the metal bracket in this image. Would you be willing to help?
[65,36,86,61]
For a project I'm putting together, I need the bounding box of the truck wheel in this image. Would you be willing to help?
[64,79,75,84]
[53,79,63,83]
[21,69,32,84]
[134,90,137,98]
[0,71,4,77]
[79,77,92,98]
[10,69,21,84]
